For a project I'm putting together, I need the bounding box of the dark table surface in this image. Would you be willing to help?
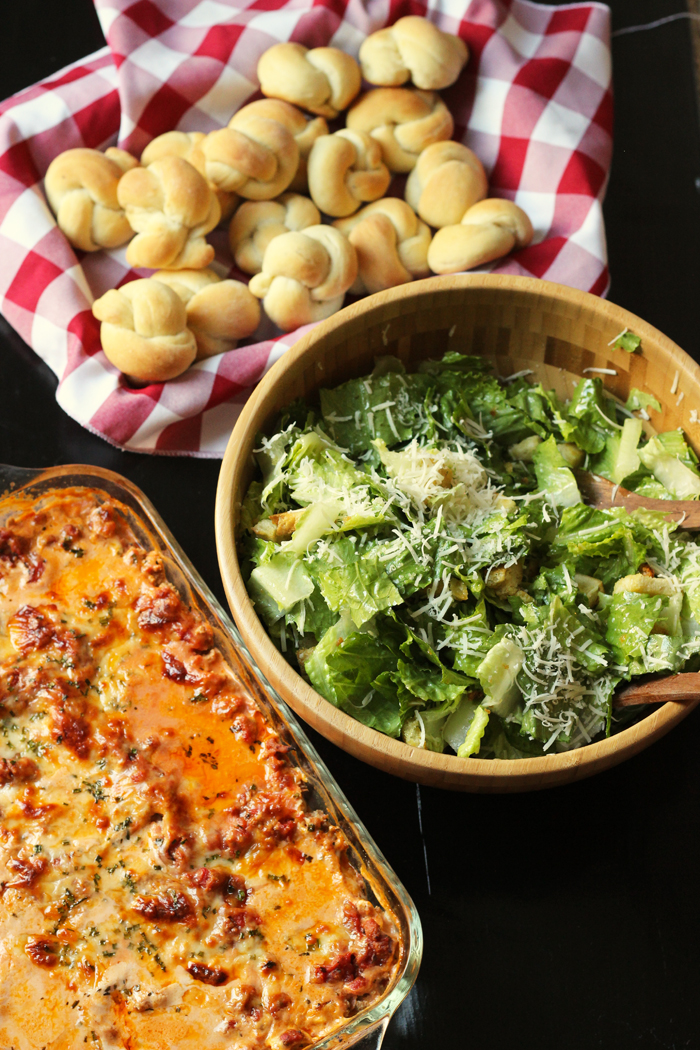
[3,3,700,1048]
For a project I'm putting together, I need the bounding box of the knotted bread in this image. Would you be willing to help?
[258,43,361,119]
[428,199,534,274]
[92,279,197,382]
[153,269,260,358]
[229,193,321,275]
[248,226,357,331]
[405,141,487,228]
[231,100,328,194]
[202,109,299,201]
[45,147,138,252]
[140,130,238,220]
[117,156,220,270]
[346,88,453,172]
[334,198,431,294]
[359,16,469,90]
[307,129,391,217]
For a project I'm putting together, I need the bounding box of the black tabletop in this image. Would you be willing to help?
[3,4,700,1048]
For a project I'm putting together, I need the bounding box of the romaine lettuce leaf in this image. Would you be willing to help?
[605,590,666,661]
[626,388,661,413]
[402,707,449,752]
[534,436,582,507]
[396,657,473,707]
[639,435,700,499]
[550,505,648,588]
[440,601,495,676]
[313,554,403,627]
[612,330,641,353]
[248,553,314,624]
[320,368,432,454]
[590,418,642,484]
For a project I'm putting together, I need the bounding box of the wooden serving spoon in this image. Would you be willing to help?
[614,673,700,707]
[575,471,700,528]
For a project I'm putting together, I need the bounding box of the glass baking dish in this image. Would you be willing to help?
[0,461,422,1050]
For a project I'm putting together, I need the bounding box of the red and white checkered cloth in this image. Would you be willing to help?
[0,0,612,457]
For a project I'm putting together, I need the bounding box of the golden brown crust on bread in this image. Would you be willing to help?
[117,157,220,270]
[104,146,140,174]
[307,129,391,218]
[228,194,321,275]
[140,130,238,221]
[258,43,361,119]
[202,110,299,201]
[405,141,488,228]
[334,198,430,294]
[248,225,357,330]
[359,16,469,90]
[427,198,534,274]
[231,99,328,193]
[44,148,137,252]
[153,268,261,358]
[346,88,454,172]
[92,278,198,381]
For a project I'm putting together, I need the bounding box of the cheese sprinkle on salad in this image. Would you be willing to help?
[239,353,700,759]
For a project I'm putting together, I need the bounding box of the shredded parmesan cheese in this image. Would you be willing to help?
[608,327,628,346]
[502,369,534,383]
[670,370,679,395]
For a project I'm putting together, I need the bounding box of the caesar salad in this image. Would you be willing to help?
[237,352,700,760]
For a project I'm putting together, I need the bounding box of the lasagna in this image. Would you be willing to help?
[0,486,397,1050]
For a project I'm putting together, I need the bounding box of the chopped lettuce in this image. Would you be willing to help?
[591,418,642,485]
[534,436,582,507]
[639,436,700,499]
[612,329,642,353]
[626,388,661,414]
[239,350,700,761]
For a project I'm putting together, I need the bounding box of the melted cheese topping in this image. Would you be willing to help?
[0,489,397,1050]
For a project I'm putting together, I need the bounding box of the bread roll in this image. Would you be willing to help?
[229,193,321,275]
[428,199,534,274]
[346,88,453,172]
[231,100,328,193]
[45,147,138,252]
[258,43,361,119]
[334,198,430,294]
[359,16,468,90]
[92,279,197,382]
[202,109,299,201]
[141,130,237,221]
[105,147,140,172]
[117,156,220,270]
[307,129,391,218]
[153,269,260,358]
[405,141,487,228]
[248,226,357,331]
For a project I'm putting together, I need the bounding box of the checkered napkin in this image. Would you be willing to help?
[0,0,612,457]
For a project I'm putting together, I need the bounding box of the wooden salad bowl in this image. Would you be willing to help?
[215,274,700,791]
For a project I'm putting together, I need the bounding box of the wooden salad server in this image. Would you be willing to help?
[575,471,700,527]
[614,673,700,707]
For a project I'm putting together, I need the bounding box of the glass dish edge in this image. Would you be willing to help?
[0,461,423,1050]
